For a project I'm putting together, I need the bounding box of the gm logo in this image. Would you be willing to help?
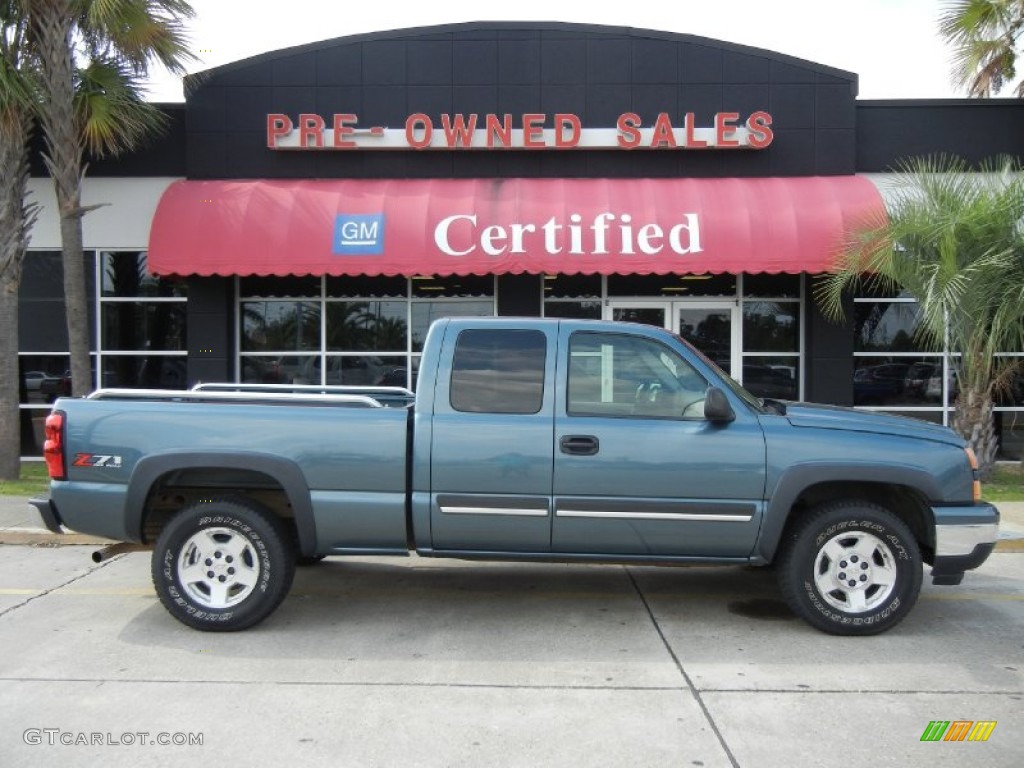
[333,214,385,255]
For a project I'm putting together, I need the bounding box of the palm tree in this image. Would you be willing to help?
[0,1,39,480]
[818,156,1024,474]
[27,0,194,397]
[940,0,1024,96]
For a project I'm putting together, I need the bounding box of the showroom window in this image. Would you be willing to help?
[238,275,496,390]
[17,250,185,457]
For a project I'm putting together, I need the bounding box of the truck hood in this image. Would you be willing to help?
[783,402,964,447]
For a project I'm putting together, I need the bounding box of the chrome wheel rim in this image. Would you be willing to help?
[177,527,260,609]
[813,530,897,614]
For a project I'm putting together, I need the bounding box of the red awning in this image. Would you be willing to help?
[148,177,884,277]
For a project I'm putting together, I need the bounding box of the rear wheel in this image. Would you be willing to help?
[777,500,922,636]
[152,498,296,631]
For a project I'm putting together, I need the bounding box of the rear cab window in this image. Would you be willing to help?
[450,329,547,414]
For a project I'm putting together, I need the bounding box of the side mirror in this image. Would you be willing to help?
[704,387,735,423]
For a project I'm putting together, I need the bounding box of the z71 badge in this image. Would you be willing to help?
[72,453,123,468]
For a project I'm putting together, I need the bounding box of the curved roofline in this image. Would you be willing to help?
[183,19,857,91]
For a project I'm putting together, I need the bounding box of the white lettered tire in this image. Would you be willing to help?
[152,498,296,631]
[777,500,923,636]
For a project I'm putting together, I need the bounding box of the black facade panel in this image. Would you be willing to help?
[186,131,228,178]
[270,86,318,119]
[186,277,234,385]
[497,274,542,316]
[680,84,724,123]
[679,44,723,83]
[633,84,679,122]
[498,84,542,115]
[542,39,587,85]
[768,130,818,175]
[815,130,857,175]
[363,41,407,86]
[856,101,1024,170]
[30,107,186,178]
[407,41,454,85]
[806,276,854,406]
[587,84,632,125]
[632,39,678,83]
[272,54,316,86]
[453,41,498,85]
[815,83,856,129]
[445,86,496,120]
[223,87,273,132]
[770,84,816,129]
[770,59,817,84]
[588,38,631,84]
[541,85,587,121]
[168,24,863,180]
[316,86,363,116]
[407,86,455,122]
[722,84,771,118]
[363,86,410,127]
[500,38,541,84]
[316,44,363,85]
[723,51,769,84]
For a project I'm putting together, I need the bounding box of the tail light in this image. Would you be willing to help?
[964,446,981,502]
[44,411,67,481]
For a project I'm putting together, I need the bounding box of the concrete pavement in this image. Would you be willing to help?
[1,533,1022,767]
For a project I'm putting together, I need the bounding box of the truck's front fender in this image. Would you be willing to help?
[125,451,317,556]
[753,462,943,563]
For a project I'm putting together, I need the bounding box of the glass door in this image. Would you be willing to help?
[607,301,740,378]
[675,302,740,378]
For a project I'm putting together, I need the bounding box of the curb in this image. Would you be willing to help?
[0,529,117,547]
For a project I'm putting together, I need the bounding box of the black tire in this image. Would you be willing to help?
[777,500,922,636]
[151,498,296,631]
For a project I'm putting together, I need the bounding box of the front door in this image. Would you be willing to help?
[608,301,740,377]
[552,322,765,558]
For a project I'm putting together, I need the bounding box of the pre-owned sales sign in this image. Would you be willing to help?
[266,111,774,150]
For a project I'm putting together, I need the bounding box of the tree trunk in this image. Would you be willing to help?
[32,0,93,397]
[0,102,36,480]
[952,384,999,477]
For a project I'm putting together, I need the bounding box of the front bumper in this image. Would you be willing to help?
[930,502,999,585]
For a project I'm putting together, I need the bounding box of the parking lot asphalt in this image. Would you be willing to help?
[0,495,1022,767]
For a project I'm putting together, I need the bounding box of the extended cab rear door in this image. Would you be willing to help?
[552,323,766,558]
[427,320,556,552]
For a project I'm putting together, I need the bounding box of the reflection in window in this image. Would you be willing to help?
[743,302,799,352]
[854,302,926,352]
[853,357,943,406]
[241,301,320,351]
[450,330,546,414]
[568,332,707,419]
[102,302,185,351]
[412,300,493,352]
[326,302,407,351]
[742,357,800,401]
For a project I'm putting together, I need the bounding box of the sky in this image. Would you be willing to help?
[143,0,974,102]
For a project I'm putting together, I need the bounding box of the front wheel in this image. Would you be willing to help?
[777,500,922,636]
[152,498,296,631]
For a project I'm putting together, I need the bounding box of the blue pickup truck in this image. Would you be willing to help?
[34,317,999,635]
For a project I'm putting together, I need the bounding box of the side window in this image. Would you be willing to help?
[450,329,546,414]
[568,332,708,418]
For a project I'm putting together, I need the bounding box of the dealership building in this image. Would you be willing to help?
[19,22,1024,457]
